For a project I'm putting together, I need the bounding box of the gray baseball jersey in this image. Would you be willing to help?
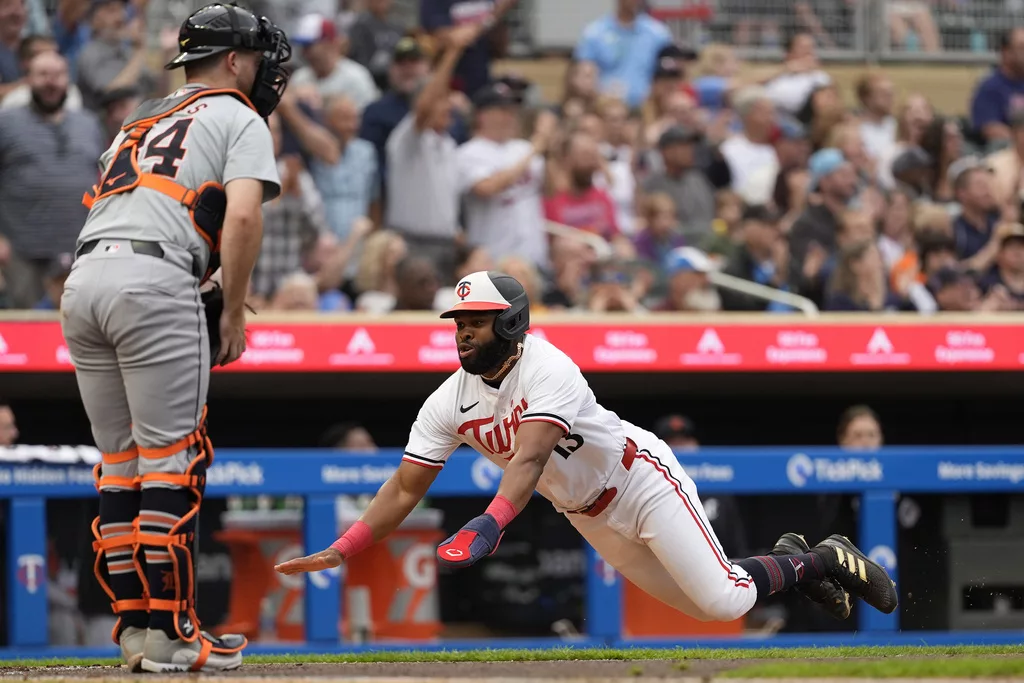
[78,83,281,277]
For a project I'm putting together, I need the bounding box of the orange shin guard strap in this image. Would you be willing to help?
[192,638,213,671]
[111,598,149,613]
[139,472,202,488]
[102,447,138,464]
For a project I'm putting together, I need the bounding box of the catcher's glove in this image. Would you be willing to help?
[201,284,224,368]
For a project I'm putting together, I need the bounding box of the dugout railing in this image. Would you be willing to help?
[2,447,1023,657]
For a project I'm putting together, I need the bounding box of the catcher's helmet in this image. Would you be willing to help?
[440,271,530,341]
[165,3,291,118]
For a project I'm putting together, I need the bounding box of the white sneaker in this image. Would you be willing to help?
[119,626,146,672]
[139,629,245,673]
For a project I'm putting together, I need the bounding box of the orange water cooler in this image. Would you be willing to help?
[216,506,444,642]
[622,578,744,637]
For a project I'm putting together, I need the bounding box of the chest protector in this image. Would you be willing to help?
[82,88,258,282]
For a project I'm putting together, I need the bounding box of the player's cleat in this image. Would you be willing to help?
[119,626,146,672]
[770,532,851,620]
[811,534,899,614]
[140,630,244,673]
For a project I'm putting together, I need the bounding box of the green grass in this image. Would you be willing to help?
[727,658,1024,678]
[1,645,1022,669]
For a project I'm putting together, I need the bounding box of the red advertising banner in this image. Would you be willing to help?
[3,319,1023,373]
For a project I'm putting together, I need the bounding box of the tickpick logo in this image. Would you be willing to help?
[786,453,814,487]
[868,545,897,572]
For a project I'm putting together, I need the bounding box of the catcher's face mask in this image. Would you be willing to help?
[249,16,291,119]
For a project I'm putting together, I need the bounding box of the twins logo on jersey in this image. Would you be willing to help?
[458,398,528,459]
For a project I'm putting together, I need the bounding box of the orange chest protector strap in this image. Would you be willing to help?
[82,88,256,280]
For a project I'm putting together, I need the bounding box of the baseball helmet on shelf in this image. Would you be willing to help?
[440,271,530,341]
[165,3,292,118]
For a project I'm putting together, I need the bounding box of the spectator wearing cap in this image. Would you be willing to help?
[574,0,671,108]
[826,241,907,312]
[633,193,686,267]
[789,149,858,299]
[347,0,403,90]
[762,30,832,116]
[856,72,897,173]
[926,267,982,312]
[654,413,749,558]
[641,55,686,131]
[545,130,634,258]
[658,247,721,312]
[586,261,644,313]
[76,0,158,112]
[692,44,740,113]
[951,163,1001,267]
[0,50,102,309]
[386,24,478,283]
[890,146,933,198]
[290,14,379,111]
[1,35,85,110]
[457,83,553,269]
[986,107,1024,213]
[641,125,715,243]
[419,0,520,97]
[721,86,778,201]
[359,37,468,200]
[0,0,27,99]
[770,115,812,220]
[971,27,1024,147]
[978,223,1024,309]
[720,205,795,312]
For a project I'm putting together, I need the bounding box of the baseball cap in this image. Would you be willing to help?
[393,36,424,62]
[664,247,715,275]
[1001,222,1024,247]
[658,42,699,62]
[808,148,848,191]
[774,114,807,142]
[926,267,972,295]
[653,56,684,80]
[658,125,701,148]
[472,81,519,110]
[292,14,337,47]
[654,414,697,441]
[890,146,932,177]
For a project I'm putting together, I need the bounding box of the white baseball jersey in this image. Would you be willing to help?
[402,334,625,511]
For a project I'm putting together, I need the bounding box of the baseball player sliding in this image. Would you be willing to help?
[61,3,290,673]
[277,271,898,628]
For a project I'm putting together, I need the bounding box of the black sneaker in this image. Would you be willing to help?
[770,532,851,620]
[811,534,899,614]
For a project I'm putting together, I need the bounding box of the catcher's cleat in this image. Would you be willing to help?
[119,626,146,672]
[771,532,851,620]
[140,629,245,673]
[810,534,899,614]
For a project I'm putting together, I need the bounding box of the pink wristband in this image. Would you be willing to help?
[485,495,519,529]
[330,520,373,559]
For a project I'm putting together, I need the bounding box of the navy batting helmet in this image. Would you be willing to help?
[440,271,530,341]
[165,3,291,118]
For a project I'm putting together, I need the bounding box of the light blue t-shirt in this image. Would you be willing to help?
[574,13,672,108]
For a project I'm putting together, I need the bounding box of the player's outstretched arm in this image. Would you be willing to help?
[274,461,439,575]
[436,421,563,570]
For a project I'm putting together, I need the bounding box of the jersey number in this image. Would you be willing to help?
[553,433,585,459]
[143,119,194,178]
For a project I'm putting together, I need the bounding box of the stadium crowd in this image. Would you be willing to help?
[3,0,1024,314]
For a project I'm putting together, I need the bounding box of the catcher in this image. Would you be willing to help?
[60,3,290,673]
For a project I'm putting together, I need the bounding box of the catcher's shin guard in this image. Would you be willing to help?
[91,447,149,644]
[136,409,247,665]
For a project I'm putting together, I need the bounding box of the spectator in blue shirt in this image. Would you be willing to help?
[951,164,1001,268]
[970,27,1024,147]
[359,37,468,200]
[574,0,672,109]
[419,0,519,97]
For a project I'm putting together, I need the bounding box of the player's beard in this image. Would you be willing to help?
[460,336,514,376]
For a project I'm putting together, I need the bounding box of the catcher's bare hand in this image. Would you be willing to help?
[217,309,246,366]
[274,548,343,575]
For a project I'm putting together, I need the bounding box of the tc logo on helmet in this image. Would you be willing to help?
[456,281,472,300]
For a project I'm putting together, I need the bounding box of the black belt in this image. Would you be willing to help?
[76,240,164,260]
